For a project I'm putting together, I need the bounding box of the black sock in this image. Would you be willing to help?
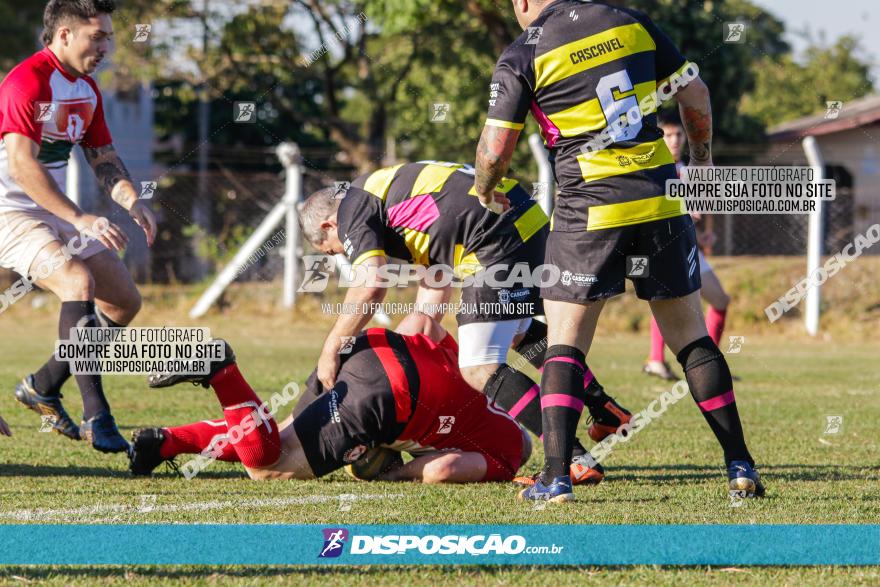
[484,365,590,462]
[513,320,549,370]
[33,310,123,397]
[32,356,69,397]
[677,336,752,465]
[583,368,611,410]
[484,365,541,436]
[59,301,111,420]
[515,319,611,410]
[539,345,587,481]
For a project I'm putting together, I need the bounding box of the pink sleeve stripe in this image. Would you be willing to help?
[386,193,440,232]
[529,100,561,148]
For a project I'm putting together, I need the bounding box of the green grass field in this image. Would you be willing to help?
[0,270,878,585]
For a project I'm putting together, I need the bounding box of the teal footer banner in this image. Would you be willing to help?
[0,525,877,565]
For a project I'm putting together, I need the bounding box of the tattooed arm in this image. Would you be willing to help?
[676,76,713,166]
[474,124,520,213]
[83,144,157,245]
[83,144,139,208]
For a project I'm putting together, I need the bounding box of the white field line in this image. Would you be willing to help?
[0,493,403,522]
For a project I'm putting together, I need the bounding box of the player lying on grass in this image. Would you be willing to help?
[129,312,531,483]
[300,161,631,485]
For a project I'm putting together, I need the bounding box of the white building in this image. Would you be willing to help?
[767,95,880,254]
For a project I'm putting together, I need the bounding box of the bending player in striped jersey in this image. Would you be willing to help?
[299,161,633,485]
[129,313,530,484]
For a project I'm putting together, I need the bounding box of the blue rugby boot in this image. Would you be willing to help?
[517,474,575,503]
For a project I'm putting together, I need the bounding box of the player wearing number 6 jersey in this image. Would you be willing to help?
[475,0,762,502]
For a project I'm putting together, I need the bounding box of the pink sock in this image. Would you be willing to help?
[649,317,665,361]
[706,307,727,346]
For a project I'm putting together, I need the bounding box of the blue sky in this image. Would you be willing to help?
[758,0,878,79]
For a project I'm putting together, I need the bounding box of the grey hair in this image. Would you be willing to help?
[299,187,342,246]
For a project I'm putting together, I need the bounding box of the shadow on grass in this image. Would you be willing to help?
[0,464,127,478]
[0,464,245,480]
[0,462,873,484]
[608,463,876,483]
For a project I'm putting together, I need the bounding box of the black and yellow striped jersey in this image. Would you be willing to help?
[338,161,548,274]
[486,0,692,232]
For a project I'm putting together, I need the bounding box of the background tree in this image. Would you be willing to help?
[4,0,875,171]
[740,34,874,128]
[358,0,794,175]
[0,1,45,73]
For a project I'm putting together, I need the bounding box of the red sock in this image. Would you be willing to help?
[649,317,666,361]
[209,364,281,468]
[160,419,239,462]
[706,307,727,346]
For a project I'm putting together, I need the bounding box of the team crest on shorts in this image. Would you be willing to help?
[497,288,530,303]
[561,271,597,287]
[343,445,368,463]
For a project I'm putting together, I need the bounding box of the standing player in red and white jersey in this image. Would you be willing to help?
[1,0,156,453]
[643,112,731,381]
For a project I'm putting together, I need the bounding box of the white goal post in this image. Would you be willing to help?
[802,136,825,336]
